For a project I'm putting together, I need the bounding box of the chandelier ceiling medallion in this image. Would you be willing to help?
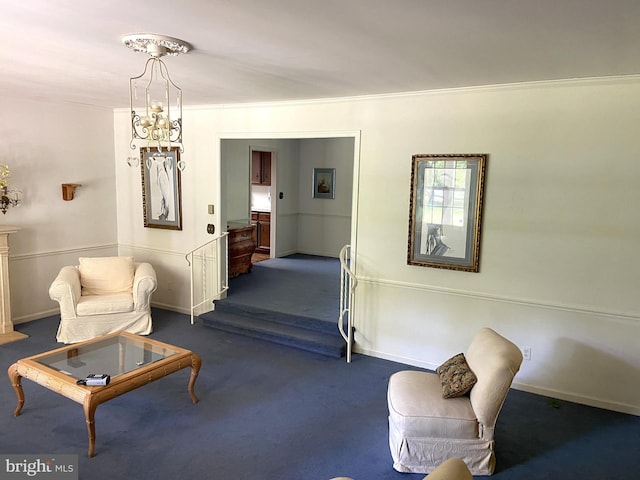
[122,34,191,170]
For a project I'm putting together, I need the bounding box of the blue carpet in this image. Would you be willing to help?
[223,254,340,323]
[202,254,346,357]
[1,310,639,480]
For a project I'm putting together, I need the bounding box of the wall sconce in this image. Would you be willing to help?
[0,187,22,214]
[61,184,82,201]
[0,164,22,214]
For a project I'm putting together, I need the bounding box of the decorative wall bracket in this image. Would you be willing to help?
[62,184,82,201]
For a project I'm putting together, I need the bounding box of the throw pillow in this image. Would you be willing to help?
[79,256,134,296]
[436,353,477,399]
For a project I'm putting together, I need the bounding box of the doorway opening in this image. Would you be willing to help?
[221,134,359,265]
[211,132,360,357]
[250,149,273,264]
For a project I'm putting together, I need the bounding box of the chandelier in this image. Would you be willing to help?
[0,165,22,215]
[122,34,191,170]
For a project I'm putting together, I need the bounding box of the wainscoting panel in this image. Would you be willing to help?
[10,245,118,324]
[118,244,193,314]
[353,277,640,416]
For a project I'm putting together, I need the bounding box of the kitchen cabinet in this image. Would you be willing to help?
[251,211,271,253]
[251,151,271,185]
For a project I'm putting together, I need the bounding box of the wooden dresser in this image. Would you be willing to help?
[228,225,256,277]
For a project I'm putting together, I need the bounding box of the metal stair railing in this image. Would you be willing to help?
[185,232,229,325]
[339,244,357,363]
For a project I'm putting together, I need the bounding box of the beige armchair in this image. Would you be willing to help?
[49,256,157,343]
[387,328,523,475]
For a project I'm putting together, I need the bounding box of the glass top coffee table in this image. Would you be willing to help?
[8,331,201,457]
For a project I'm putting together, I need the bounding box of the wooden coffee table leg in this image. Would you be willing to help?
[8,363,25,416]
[83,396,99,458]
[188,354,202,404]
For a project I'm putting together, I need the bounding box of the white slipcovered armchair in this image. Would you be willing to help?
[49,256,157,344]
[387,328,523,476]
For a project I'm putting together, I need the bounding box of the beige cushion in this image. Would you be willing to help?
[388,371,478,439]
[76,293,134,316]
[79,256,134,296]
[436,353,477,398]
[426,458,473,480]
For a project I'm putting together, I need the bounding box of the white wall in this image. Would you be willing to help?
[0,97,118,323]
[270,138,303,257]
[221,139,252,225]
[347,78,640,415]
[2,77,637,414]
[95,76,640,415]
[2,75,635,415]
[297,137,353,257]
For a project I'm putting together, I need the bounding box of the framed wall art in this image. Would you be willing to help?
[141,147,183,230]
[407,153,487,272]
[313,168,335,199]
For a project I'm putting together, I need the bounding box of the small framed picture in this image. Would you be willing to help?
[313,168,335,199]
[141,148,183,230]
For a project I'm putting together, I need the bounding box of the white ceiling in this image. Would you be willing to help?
[2,0,640,109]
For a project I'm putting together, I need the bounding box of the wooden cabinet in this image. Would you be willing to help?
[257,212,270,251]
[228,225,256,277]
[251,211,271,254]
[251,212,258,245]
[251,151,271,185]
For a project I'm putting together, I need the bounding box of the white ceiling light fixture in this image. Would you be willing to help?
[122,34,191,170]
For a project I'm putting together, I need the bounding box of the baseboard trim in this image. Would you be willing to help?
[295,250,339,258]
[511,381,640,417]
[14,308,59,324]
[353,345,436,371]
[150,301,190,316]
[14,304,190,325]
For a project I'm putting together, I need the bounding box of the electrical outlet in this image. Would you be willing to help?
[522,346,532,361]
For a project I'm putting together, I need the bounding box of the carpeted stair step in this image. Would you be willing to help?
[212,300,340,336]
[200,310,346,358]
